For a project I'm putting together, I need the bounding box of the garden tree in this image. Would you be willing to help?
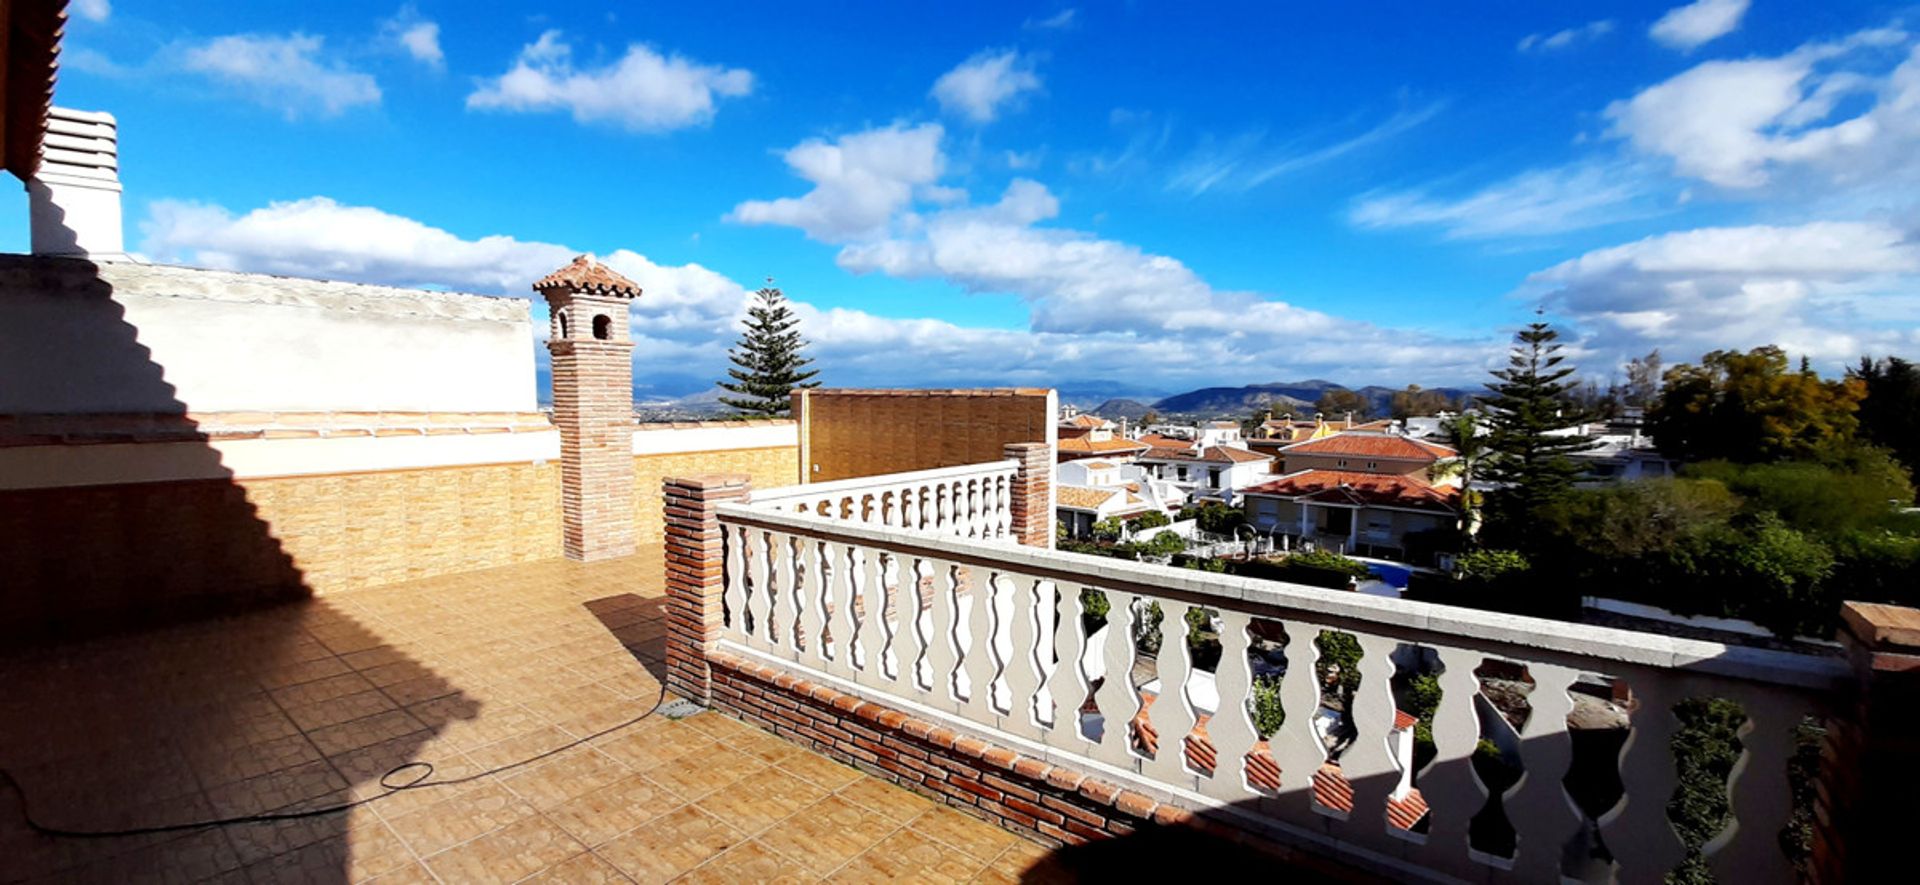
[1389,384,1452,419]
[1141,408,1161,425]
[1622,349,1663,408]
[1851,356,1920,495]
[1480,322,1595,519]
[1648,346,1864,464]
[1315,388,1371,419]
[716,286,820,416]
[1431,412,1488,538]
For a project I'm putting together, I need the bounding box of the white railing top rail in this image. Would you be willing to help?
[714,502,1848,692]
[747,459,1019,506]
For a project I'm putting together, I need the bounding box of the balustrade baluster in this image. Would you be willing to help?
[1410,647,1487,878]
[1089,594,1140,767]
[1339,634,1403,845]
[856,547,885,684]
[1201,609,1256,802]
[745,530,773,652]
[1704,689,1807,885]
[798,539,827,662]
[1274,619,1327,820]
[1003,576,1044,739]
[926,560,962,710]
[1046,584,1091,748]
[958,565,998,724]
[722,523,746,642]
[1144,600,1199,787]
[823,541,855,679]
[899,556,932,694]
[1599,676,1687,884]
[1506,663,1582,882]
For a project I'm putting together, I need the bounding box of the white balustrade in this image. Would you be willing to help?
[747,460,1019,540]
[711,502,1845,885]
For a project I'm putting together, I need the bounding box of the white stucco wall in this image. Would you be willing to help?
[0,256,537,414]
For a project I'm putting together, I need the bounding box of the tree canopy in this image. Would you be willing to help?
[717,287,820,416]
[1480,322,1595,515]
[1314,388,1371,419]
[1852,356,1920,498]
[1648,346,1863,464]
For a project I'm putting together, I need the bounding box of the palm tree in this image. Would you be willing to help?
[1431,413,1486,542]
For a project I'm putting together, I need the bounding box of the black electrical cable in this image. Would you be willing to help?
[0,683,669,840]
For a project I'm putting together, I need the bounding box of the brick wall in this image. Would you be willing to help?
[795,388,1056,482]
[0,459,559,637]
[633,445,798,547]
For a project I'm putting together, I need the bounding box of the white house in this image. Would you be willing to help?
[1054,459,1187,537]
[1134,443,1274,504]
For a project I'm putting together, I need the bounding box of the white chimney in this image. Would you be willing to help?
[29,107,124,259]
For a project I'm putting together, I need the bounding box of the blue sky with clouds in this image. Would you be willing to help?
[12,0,1920,398]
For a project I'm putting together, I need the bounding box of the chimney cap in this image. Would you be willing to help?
[533,254,642,299]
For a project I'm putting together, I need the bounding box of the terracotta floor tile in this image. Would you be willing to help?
[646,745,769,801]
[690,768,831,835]
[542,772,676,847]
[520,850,636,884]
[909,806,1022,863]
[496,746,629,810]
[835,775,935,823]
[421,813,583,885]
[595,805,744,884]
[308,709,428,757]
[680,838,818,884]
[774,750,865,791]
[383,780,534,857]
[973,839,1076,885]
[825,828,986,883]
[271,672,378,710]
[464,725,578,770]
[284,688,398,732]
[595,722,716,771]
[752,795,903,877]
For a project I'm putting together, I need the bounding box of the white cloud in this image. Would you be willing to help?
[1526,221,1920,364]
[1025,9,1078,31]
[931,49,1042,123]
[725,123,947,241]
[1650,0,1751,51]
[73,0,110,23]
[1349,161,1668,239]
[382,7,444,68]
[1518,20,1615,53]
[177,33,381,118]
[1166,103,1444,196]
[467,31,752,132]
[1606,28,1916,189]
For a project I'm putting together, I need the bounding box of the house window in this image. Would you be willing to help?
[1336,459,1348,468]
[592,314,613,340]
[1209,468,1221,489]
[1366,461,1377,470]
[1177,466,1189,482]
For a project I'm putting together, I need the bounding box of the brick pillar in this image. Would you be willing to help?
[1004,442,1053,549]
[1810,602,1920,884]
[663,474,751,705]
[536,255,641,561]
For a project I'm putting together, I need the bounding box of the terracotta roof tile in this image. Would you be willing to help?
[1058,436,1150,455]
[1140,445,1271,464]
[1243,469,1459,514]
[1281,432,1455,461]
[533,254,642,298]
[1057,487,1120,510]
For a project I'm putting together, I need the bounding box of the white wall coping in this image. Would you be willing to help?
[631,421,797,456]
[0,430,560,488]
[715,503,1849,691]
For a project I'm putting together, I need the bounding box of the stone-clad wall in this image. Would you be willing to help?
[633,445,798,546]
[794,389,1056,483]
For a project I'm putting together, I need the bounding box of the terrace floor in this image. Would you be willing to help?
[0,553,1071,883]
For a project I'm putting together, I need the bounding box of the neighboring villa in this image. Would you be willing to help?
[1240,432,1460,561]
[1053,458,1185,537]
[1056,411,1150,462]
[1247,411,1393,467]
[1135,438,1274,503]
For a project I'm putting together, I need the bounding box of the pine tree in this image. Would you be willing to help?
[1481,321,1595,517]
[717,287,820,416]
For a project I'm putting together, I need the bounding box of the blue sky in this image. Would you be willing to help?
[13,0,1920,398]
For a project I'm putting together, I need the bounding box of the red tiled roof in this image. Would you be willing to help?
[1063,414,1112,429]
[1057,487,1120,510]
[1141,445,1272,465]
[533,254,643,298]
[1242,469,1459,514]
[1281,432,1455,461]
[1058,436,1150,455]
[1136,434,1194,450]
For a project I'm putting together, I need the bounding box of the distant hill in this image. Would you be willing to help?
[1087,398,1152,420]
[1151,380,1478,418]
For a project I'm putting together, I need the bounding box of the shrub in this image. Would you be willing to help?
[1129,510,1172,529]
[1251,674,1285,738]
[1179,501,1247,535]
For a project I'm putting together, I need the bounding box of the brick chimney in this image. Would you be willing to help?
[535,255,641,561]
[29,108,125,259]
